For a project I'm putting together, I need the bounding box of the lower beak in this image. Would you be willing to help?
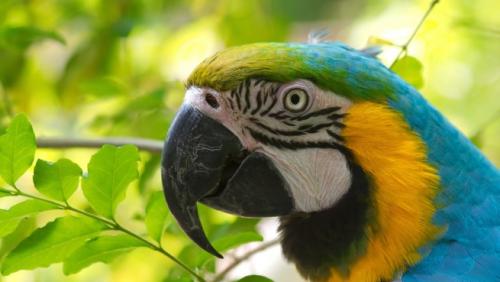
[161,105,294,257]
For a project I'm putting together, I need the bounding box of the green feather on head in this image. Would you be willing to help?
[188,42,397,101]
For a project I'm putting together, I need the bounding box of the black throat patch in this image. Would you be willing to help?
[278,156,374,282]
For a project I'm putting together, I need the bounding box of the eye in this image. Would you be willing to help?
[283,88,309,112]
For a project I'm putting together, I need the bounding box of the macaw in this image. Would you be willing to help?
[160,42,500,282]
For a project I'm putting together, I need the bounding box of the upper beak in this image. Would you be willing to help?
[161,105,294,257]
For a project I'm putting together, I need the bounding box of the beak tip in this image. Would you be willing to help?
[198,239,223,258]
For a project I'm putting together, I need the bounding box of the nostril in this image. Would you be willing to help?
[205,93,219,109]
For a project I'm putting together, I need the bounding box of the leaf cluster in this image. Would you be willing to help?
[0,115,269,282]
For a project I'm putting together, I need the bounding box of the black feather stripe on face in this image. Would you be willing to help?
[246,128,347,151]
[279,152,374,282]
[226,79,347,152]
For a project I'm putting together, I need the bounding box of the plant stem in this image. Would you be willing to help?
[211,238,280,282]
[389,0,441,69]
[4,188,205,282]
[36,137,163,154]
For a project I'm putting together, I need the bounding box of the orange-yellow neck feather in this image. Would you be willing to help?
[328,102,440,282]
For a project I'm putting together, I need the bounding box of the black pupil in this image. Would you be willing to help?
[290,93,301,105]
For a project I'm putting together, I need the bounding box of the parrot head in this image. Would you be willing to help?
[161,42,441,281]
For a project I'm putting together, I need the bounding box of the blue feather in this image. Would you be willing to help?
[387,70,500,281]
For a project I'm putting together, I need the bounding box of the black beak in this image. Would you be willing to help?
[161,105,294,257]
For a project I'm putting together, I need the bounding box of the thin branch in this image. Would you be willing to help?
[389,0,441,69]
[2,187,205,282]
[211,238,281,282]
[36,137,163,154]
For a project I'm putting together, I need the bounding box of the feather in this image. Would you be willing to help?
[308,29,331,44]
[388,70,500,282]
[358,45,383,58]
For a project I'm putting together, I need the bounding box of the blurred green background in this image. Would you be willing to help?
[0,0,498,281]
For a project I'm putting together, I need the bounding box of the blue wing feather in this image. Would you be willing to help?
[388,75,500,281]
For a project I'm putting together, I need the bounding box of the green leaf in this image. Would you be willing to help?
[0,217,37,260]
[210,218,261,241]
[0,114,36,186]
[213,232,263,252]
[33,158,82,201]
[0,200,55,237]
[236,275,273,282]
[392,55,424,89]
[82,145,139,218]
[0,26,65,50]
[63,234,147,275]
[145,191,169,243]
[1,216,106,275]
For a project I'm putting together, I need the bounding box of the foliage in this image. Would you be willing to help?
[0,115,264,281]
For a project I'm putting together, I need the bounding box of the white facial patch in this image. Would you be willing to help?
[261,146,352,212]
